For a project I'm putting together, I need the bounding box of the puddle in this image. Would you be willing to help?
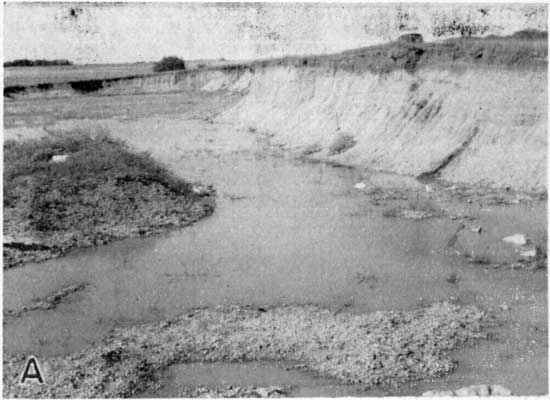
[139,361,382,398]
[3,117,547,395]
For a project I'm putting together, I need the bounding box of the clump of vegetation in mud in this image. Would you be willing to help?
[328,133,356,156]
[171,385,288,398]
[3,134,215,268]
[153,56,186,72]
[382,198,443,219]
[3,302,488,398]
[4,283,88,318]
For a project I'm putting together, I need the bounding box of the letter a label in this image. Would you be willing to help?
[20,356,44,384]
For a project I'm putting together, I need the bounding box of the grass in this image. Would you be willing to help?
[206,30,546,76]
[3,133,214,268]
[290,32,547,73]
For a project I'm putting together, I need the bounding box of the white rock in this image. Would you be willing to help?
[425,184,434,193]
[490,385,512,396]
[520,248,537,258]
[502,234,527,246]
[51,154,69,163]
[471,226,482,233]
[354,182,366,189]
[456,385,490,396]
[255,388,270,398]
[424,385,513,397]
[422,390,454,396]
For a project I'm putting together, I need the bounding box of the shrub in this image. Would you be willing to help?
[4,59,72,67]
[153,56,186,73]
[397,33,424,44]
[433,21,490,38]
[511,29,548,40]
[328,133,356,156]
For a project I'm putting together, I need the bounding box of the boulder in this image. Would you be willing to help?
[51,154,69,163]
[422,389,454,396]
[422,384,512,397]
[502,234,527,246]
[455,385,490,396]
[520,247,537,258]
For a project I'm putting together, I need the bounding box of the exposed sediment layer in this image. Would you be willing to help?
[3,67,253,99]
[6,38,547,192]
[222,64,547,191]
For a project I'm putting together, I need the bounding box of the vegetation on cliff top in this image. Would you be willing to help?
[231,29,548,74]
[153,56,187,72]
[4,59,73,67]
[3,133,215,268]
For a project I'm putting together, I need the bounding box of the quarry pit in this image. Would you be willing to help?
[3,33,548,397]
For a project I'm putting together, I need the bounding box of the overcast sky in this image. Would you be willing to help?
[4,3,547,64]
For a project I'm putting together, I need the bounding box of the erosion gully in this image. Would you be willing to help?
[3,91,547,396]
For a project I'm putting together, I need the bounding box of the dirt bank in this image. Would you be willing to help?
[222,64,546,192]
[3,66,253,100]
[3,134,215,268]
[3,302,487,397]
[6,34,545,192]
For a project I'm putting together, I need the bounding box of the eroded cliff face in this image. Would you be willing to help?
[5,55,547,192]
[221,65,547,191]
[3,68,253,99]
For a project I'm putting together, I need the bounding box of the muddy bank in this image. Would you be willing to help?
[3,134,215,268]
[3,301,487,397]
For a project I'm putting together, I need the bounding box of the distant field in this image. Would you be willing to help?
[3,63,155,86]
[5,31,546,89]
[4,59,243,87]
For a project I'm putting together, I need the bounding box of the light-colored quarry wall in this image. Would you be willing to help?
[221,65,547,191]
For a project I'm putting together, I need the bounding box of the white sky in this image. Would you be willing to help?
[3,3,547,64]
